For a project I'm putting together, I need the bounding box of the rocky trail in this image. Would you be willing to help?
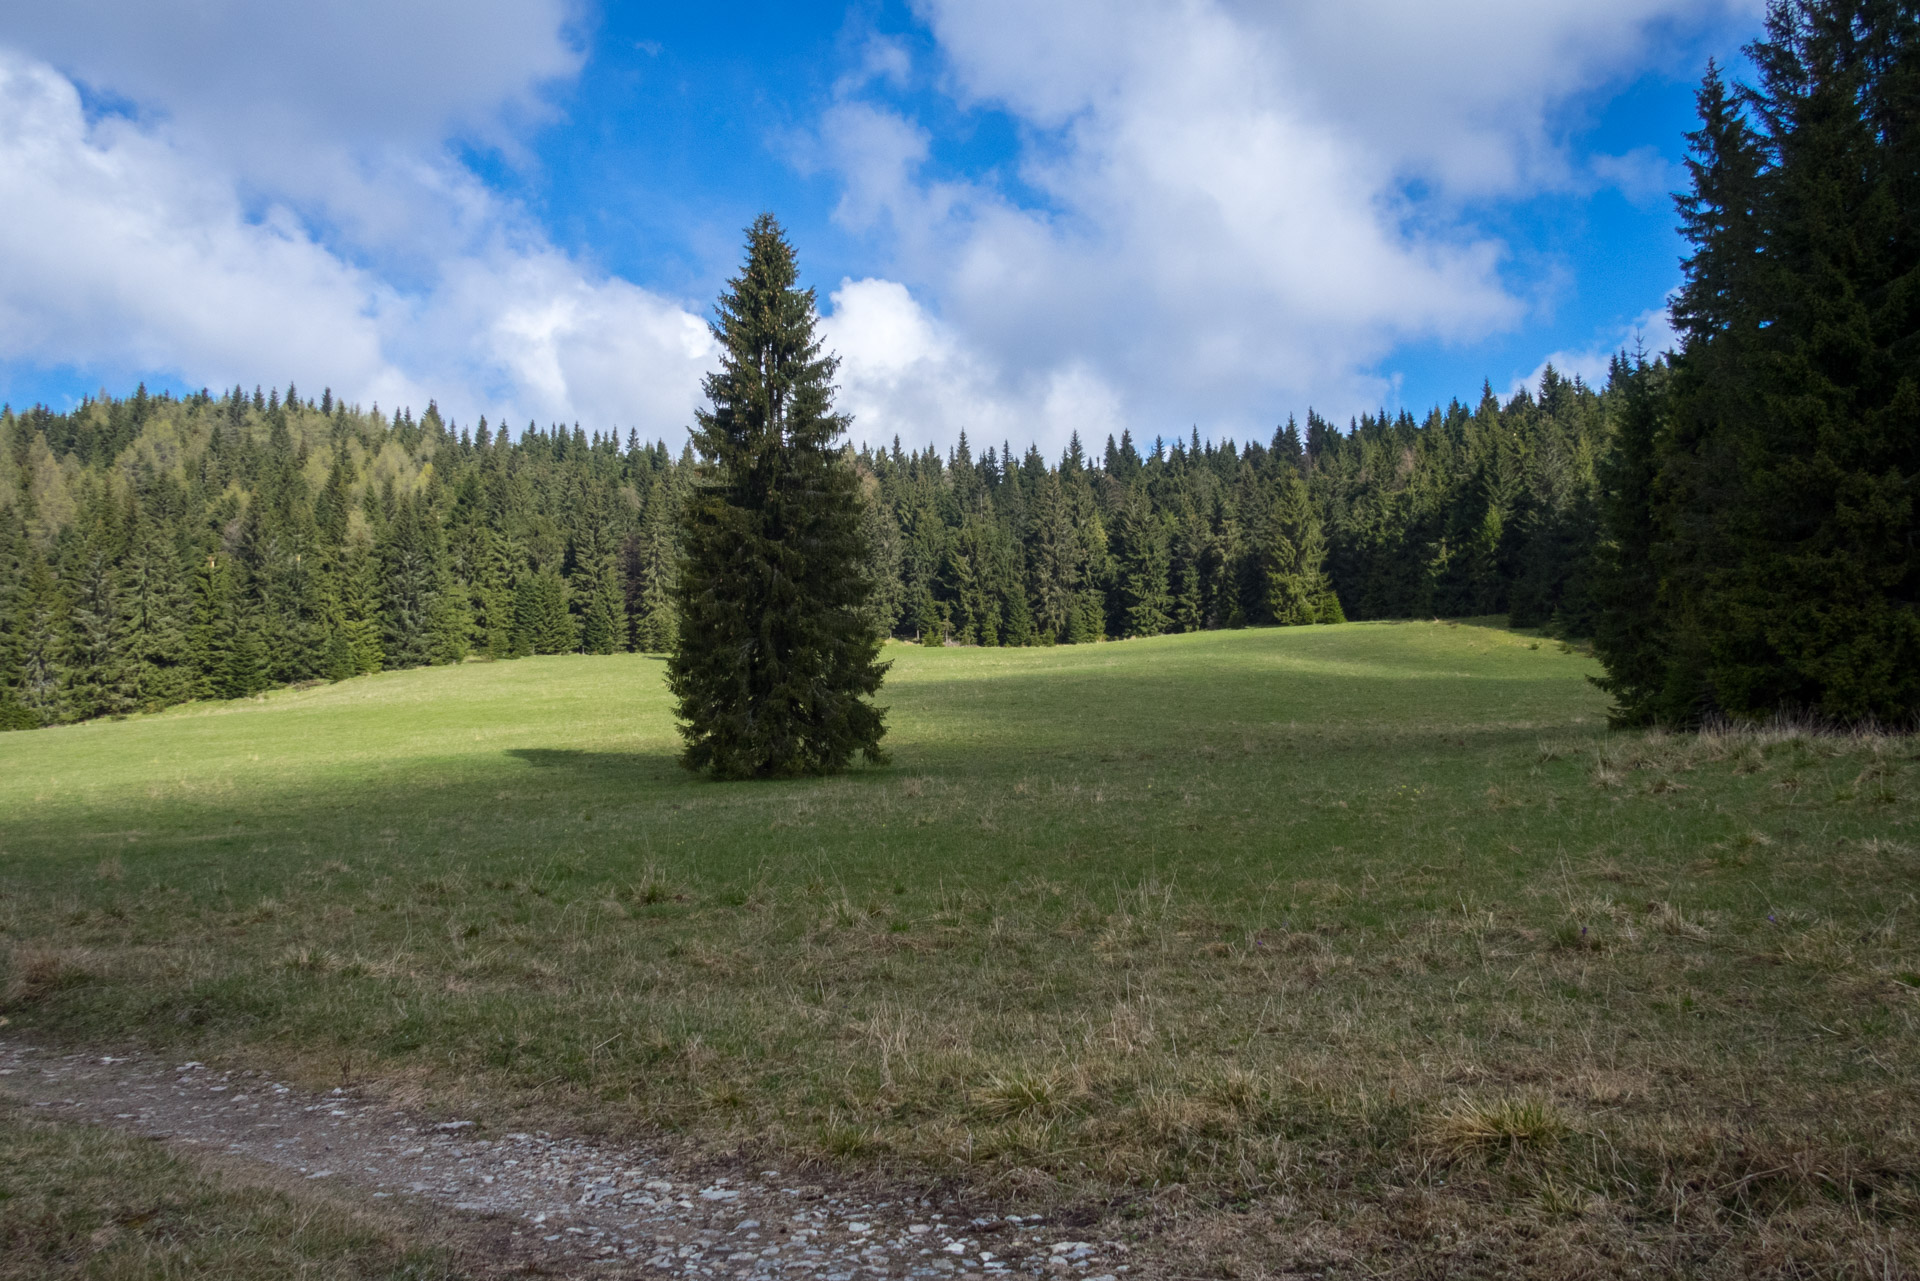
[0,1039,1148,1280]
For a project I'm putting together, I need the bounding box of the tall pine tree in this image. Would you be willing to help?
[1599,1,1920,723]
[669,215,888,777]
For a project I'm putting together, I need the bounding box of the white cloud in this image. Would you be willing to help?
[824,276,1018,448]
[0,53,414,404]
[0,37,712,435]
[1517,305,1680,395]
[0,0,1765,449]
[824,275,1127,453]
[809,0,1758,450]
[1589,146,1682,206]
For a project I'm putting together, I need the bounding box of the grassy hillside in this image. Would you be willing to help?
[4,622,1917,1276]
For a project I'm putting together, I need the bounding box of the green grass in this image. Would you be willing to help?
[0,1103,458,1280]
[4,620,1919,1276]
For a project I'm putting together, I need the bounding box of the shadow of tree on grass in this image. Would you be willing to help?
[505,748,682,780]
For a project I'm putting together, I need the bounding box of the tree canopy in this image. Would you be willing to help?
[1592,0,1920,726]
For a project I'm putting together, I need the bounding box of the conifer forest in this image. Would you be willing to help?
[0,369,1616,732]
[0,0,1912,735]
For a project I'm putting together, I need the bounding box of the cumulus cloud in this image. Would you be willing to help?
[814,0,1757,449]
[824,276,1126,451]
[0,0,1761,447]
[0,52,416,406]
[0,19,712,434]
[1518,305,1680,395]
[4,0,581,250]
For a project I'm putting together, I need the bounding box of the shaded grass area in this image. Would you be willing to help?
[0,1103,457,1280]
[3,621,1919,1276]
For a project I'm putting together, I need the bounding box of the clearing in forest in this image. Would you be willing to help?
[3,620,1917,1277]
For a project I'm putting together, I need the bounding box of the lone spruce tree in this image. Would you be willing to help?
[670,215,888,778]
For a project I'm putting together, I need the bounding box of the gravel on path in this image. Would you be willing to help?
[0,1039,1140,1280]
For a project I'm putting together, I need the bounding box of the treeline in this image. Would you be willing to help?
[0,366,1628,730]
[2,2,1907,735]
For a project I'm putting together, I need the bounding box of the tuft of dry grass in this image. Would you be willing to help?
[1647,899,1716,940]
[971,1068,1071,1120]
[1423,1095,1571,1158]
[3,946,95,1007]
[624,859,685,906]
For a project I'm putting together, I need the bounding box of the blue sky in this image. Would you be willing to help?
[0,1,1764,452]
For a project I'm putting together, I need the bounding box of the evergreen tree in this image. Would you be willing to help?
[580,556,626,655]
[1026,472,1079,643]
[1588,354,1673,724]
[379,493,466,667]
[228,608,273,697]
[1260,472,1343,625]
[859,483,905,640]
[669,215,888,777]
[189,554,236,699]
[467,525,517,658]
[337,540,385,675]
[117,505,193,709]
[62,490,136,718]
[13,551,68,725]
[1696,0,1920,720]
[630,479,680,653]
[1596,1,1920,724]
[514,569,577,655]
[0,507,35,728]
[1111,485,1171,637]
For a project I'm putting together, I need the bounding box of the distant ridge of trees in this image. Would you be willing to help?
[0,362,1626,731]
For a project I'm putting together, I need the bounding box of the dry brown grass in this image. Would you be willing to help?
[1422,1094,1571,1157]
[3,946,96,1007]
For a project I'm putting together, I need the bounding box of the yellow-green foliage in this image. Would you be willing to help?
[0,397,427,545]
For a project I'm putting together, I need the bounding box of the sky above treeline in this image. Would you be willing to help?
[0,0,1765,454]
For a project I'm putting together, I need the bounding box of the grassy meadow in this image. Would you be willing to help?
[3,621,1918,1276]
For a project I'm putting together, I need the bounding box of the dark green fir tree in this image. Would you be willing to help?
[189,554,237,700]
[669,214,888,777]
[1588,353,1672,725]
[579,556,626,656]
[1260,471,1343,625]
[12,548,69,726]
[630,478,680,653]
[1111,484,1171,637]
[117,505,193,709]
[338,540,386,675]
[514,568,577,655]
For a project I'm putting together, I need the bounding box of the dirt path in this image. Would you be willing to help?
[0,1039,1142,1280]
